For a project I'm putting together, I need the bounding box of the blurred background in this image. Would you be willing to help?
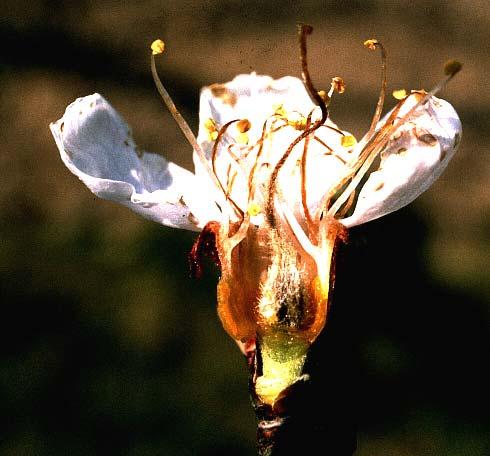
[1,1,489,454]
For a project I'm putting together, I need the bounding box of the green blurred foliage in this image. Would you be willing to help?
[0,1,488,454]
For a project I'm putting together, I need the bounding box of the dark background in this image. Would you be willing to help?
[1,1,488,454]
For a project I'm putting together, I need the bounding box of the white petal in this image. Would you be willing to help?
[193,73,356,224]
[199,72,314,127]
[341,95,462,227]
[51,93,220,231]
[196,73,315,153]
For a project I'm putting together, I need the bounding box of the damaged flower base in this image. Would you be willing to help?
[51,27,462,408]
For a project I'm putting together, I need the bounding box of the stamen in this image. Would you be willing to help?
[328,60,462,219]
[247,119,271,203]
[364,39,387,139]
[326,101,405,218]
[211,120,246,219]
[150,41,226,202]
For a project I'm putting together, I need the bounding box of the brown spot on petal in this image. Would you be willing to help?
[453,132,461,148]
[397,147,407,156]
[60,122,64,133]
[124,139,129,146]
[374,181,384,191]
[418,133,438,146]
[90,101,95,108]
[440,148,448,162]
[210,84,237,106]
[391,130,403,141]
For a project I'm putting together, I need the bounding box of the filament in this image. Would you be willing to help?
[150,51,226,203]
[364,39,387,139]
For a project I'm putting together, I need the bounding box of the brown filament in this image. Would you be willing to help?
[366,40,387,139]
[314,99,406,222]
[266,24,329,226]
[211,120,244,219]
[313,136,334,152]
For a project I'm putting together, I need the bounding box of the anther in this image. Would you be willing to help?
[444,60,462,77]
[317,90,328,102]
[363,39,379,51]
[392,89,408,100]
[340,135,357,148]
[151,39,165,55]
[247,202,262,216]
[331,77,346,94]
[236,119,251,133]
[287,112,307,130]
[204,118,219,141]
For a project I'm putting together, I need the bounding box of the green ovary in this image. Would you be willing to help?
[255,331,309,405]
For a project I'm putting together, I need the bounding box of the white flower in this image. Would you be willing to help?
[51,75,461,232]
[50,34,462,404]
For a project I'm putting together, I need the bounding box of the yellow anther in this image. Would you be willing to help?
[236,119,251,133]
[236,132,249,145]
[204,118,216,132]
[332,76,346,94]
[341,135,357,148]
[363,39,379,51]
[287,112,307,130]
[203,118,219,141]
[273,103,286,117]
[317,90,329,102]
[392,89,408,100]
[444,60,462,76]
[151,39,165,55]
[247,202,262,217]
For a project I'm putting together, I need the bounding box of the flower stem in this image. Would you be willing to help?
[248,336,357,455]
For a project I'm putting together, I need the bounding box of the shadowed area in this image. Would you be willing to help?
[1,1,488,454]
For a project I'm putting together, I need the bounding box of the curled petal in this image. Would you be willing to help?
[341,95,462,227]
[51,93,219,231]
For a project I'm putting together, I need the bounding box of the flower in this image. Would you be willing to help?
[51,29,461,404]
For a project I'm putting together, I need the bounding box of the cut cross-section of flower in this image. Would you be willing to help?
[50,93,221,231]
[52,28,463,410]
